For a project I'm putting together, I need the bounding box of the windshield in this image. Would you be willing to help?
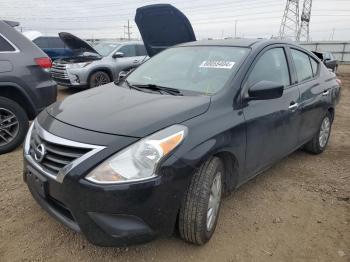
[94,42,120,56]
[127,46,249,95]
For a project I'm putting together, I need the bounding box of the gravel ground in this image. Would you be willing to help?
[0,66,349,262]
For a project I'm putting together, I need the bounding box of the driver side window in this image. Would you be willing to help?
[118,45,137,57]
[246,48,290,89]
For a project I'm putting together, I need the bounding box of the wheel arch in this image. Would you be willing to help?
[87,67,114,84]
[213,150,240,194]
[328,107,335,122]
[0,83,36,119]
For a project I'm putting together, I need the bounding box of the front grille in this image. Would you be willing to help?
[29,126,91,176]
[51,62,69,80]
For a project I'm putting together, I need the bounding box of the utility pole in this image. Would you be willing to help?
[279,0,300,41]
[297,0,313,41]
[123,20,132,40]
[234,20,237,38]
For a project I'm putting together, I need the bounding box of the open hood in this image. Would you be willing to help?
[58,32,99,55]
[135,4,196,57]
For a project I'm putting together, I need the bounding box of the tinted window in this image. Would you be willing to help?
[0,35,15,52]
[291,49,313,82]
[310,57,318,76]
[33,37,49,48]
[118,45,137,57]
[137,44,147,56]
[246,48,290,88]
[127,46,249,95]
[47,37,65,48]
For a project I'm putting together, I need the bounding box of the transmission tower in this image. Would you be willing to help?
[297,0,313,41]
[279,0,300,40]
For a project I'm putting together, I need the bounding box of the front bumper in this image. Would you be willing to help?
[23,153,193,246]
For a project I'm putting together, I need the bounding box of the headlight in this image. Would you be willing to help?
[66,62,91,69]
[85,125,187,184]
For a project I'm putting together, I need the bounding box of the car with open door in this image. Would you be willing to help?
[51,32,147,89]
[23,31,74,61]
[24,4,340,246]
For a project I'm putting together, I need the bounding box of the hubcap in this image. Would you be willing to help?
[93,73,109,87]
[0,108,19,146]
[206,172,222,232]
[319,116,330,148]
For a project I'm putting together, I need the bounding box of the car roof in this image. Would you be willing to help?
[179,38,296,48]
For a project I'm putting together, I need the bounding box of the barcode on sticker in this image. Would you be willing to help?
[199,61,235,69]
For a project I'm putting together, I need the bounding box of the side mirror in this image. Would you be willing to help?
[247,80,284,100]
[118,68,135,81]
[113,52,124,59]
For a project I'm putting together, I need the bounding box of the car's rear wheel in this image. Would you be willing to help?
[0,97,29,154]
[178,157,224,245]
[304,112,332,154]
[89,71,111,88]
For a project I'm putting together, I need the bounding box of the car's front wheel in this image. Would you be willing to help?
[179,157,224,245]
[305,112,332,154]
[89,71,111,88]
[0,97,29,154]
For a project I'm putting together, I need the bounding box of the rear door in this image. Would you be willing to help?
[135,4,196,57]
[289,47,327,144]
[242,45,301,177]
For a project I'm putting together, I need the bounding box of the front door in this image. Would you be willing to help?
[242,46,301,177]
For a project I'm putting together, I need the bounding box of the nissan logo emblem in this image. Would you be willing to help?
[34,144,46,163]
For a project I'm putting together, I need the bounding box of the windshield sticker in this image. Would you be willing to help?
[199,61,235,69]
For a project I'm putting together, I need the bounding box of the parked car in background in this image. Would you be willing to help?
[51,32,148,89]
[23,31,74,61]
[0,21,57,154]
[312,51,338,73]
[23,4,340,247]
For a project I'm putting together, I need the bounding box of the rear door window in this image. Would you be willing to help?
[33,37,49,48]
[246,47,290,88]
[47,37,65,48]
[137,44,147,56]
[0,35,15,52]
[291,49,313,82]
[118,45,137,57]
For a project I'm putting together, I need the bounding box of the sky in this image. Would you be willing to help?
[1,0,350,41]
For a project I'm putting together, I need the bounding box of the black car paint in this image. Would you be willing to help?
[135,4,196,57]
[24,39,340,246]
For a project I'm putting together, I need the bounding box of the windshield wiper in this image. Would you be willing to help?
[129,83,183,96]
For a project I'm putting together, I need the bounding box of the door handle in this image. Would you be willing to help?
[322,89,330,96]
[133,60,139,63]
[288,102,299,111]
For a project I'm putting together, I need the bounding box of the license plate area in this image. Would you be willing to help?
[26,166,48,198]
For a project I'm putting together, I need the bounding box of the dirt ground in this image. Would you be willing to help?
[0,66,349,262]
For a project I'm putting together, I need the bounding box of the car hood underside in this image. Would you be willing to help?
[46,84,210,138]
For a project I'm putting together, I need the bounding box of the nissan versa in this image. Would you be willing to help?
[23,5,340,246]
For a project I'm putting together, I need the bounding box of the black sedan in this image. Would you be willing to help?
[23,5,341,247]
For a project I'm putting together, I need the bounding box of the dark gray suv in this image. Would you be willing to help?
[0,21,57,154]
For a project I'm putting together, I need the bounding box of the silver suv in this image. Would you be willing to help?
[51,33,148,89]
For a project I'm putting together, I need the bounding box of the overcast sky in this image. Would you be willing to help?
[2,0,350,40]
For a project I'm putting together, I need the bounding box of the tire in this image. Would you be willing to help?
[88,71,111,88]
[0,97,29,154]
[304,112,332,154]
[179,157,224,245]
[333,65,338,74]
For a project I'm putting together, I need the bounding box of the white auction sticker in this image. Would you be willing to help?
[199,61,235,69]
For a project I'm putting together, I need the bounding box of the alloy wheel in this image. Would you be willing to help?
[319,116,331,148]
[0,108,19,146]
[92,73,109,87]
[206,172,222,232]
